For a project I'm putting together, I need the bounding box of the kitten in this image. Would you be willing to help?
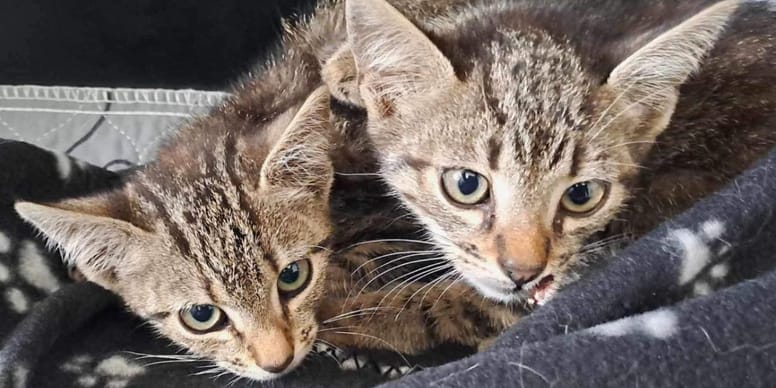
[16,88,336,380]
[13,0,517,381]
[342,0,776,304]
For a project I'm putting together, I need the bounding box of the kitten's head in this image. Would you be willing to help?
[16,89,334,380]
[343,0,739,303]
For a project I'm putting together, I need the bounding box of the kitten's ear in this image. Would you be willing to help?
[322,46,364,108]
[605,0,739,138]
[14,189,148,291]
[260,87,334,199]
[346,0,457,118]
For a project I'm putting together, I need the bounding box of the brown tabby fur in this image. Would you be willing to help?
[13,0,518,381]
[341,0,776,303]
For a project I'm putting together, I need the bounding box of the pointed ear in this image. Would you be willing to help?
[604,0,739,137]
[346,0,457,118]
[14,190,148,291]
[260,87,334,199]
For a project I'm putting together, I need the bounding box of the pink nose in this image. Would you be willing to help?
[498,257,543,288]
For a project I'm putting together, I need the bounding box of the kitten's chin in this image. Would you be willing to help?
[219,342,314,381]
[460,272,522,304]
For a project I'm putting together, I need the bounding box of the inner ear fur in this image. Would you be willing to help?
[14,188,148,291]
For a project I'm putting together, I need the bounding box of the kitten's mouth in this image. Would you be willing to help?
[526,275,555,306]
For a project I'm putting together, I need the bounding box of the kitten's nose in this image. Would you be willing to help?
[261,355,293,374]
[499,258,543,288]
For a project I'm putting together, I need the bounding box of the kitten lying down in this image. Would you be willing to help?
[15,87,517,380]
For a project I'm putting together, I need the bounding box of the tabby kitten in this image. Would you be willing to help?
[12,0,518,381]
[343,0,776,304]
[16,88,336,380]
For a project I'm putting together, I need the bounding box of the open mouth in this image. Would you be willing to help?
[527,275,555,306]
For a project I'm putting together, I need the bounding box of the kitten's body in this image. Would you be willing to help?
[343,0,776,304]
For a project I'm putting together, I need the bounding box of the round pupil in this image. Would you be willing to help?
[280,263,300,284]
[191,305,214,322]
[457,170,480,196]
[567,183,592,205]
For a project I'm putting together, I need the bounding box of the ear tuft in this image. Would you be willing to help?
[345,0,456,117]
[260,87,334,199]
[322,46,365,108]
[607,0,740,109]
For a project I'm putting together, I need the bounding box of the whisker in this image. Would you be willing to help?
[348,255,446,303]
[394,272,456,320]
[336,238,436,253]
[350,249,438,279]
[323,306,399,324]
[334,171,381,177]
[429,274,465,312]
[375,264,454,312]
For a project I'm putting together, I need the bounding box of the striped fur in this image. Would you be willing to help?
[345,0,776,304]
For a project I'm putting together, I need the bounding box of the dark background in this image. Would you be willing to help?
[0,0,316,90]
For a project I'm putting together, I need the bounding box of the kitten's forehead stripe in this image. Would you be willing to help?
[549,135,568,169]
[224,134,264,233]
[570,143,585,177]
[488,136,502,170]
[466,27,592,174]
[481,62,508,126]
[134,180,194,259]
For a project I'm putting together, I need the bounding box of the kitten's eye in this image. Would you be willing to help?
[277,259,312,298]
[179,304,227,333]
[560,180,608,215]
[441,169,490,206]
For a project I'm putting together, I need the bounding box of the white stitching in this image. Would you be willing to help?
[102,116,143,162]
[0,107,196,118]
[0,85,230,106]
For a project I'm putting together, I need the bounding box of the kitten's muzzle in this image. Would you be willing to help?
[490,225,549,289]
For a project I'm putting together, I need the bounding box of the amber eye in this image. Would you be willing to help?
[277,259,312,298]
[441,169,490,206]
[179,304,227,333]
[560,181,608,215]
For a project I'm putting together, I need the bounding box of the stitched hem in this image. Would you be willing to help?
[0,85,231,106]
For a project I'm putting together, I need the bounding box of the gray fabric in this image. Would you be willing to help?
[0,85,228,170]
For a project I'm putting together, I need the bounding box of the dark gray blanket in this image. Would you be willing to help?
[1,139,775,387]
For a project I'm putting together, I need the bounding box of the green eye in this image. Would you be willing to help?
[179,304,227,333]
[560,180,608,215]
[277,259,312,298]
[441,169,490,206]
